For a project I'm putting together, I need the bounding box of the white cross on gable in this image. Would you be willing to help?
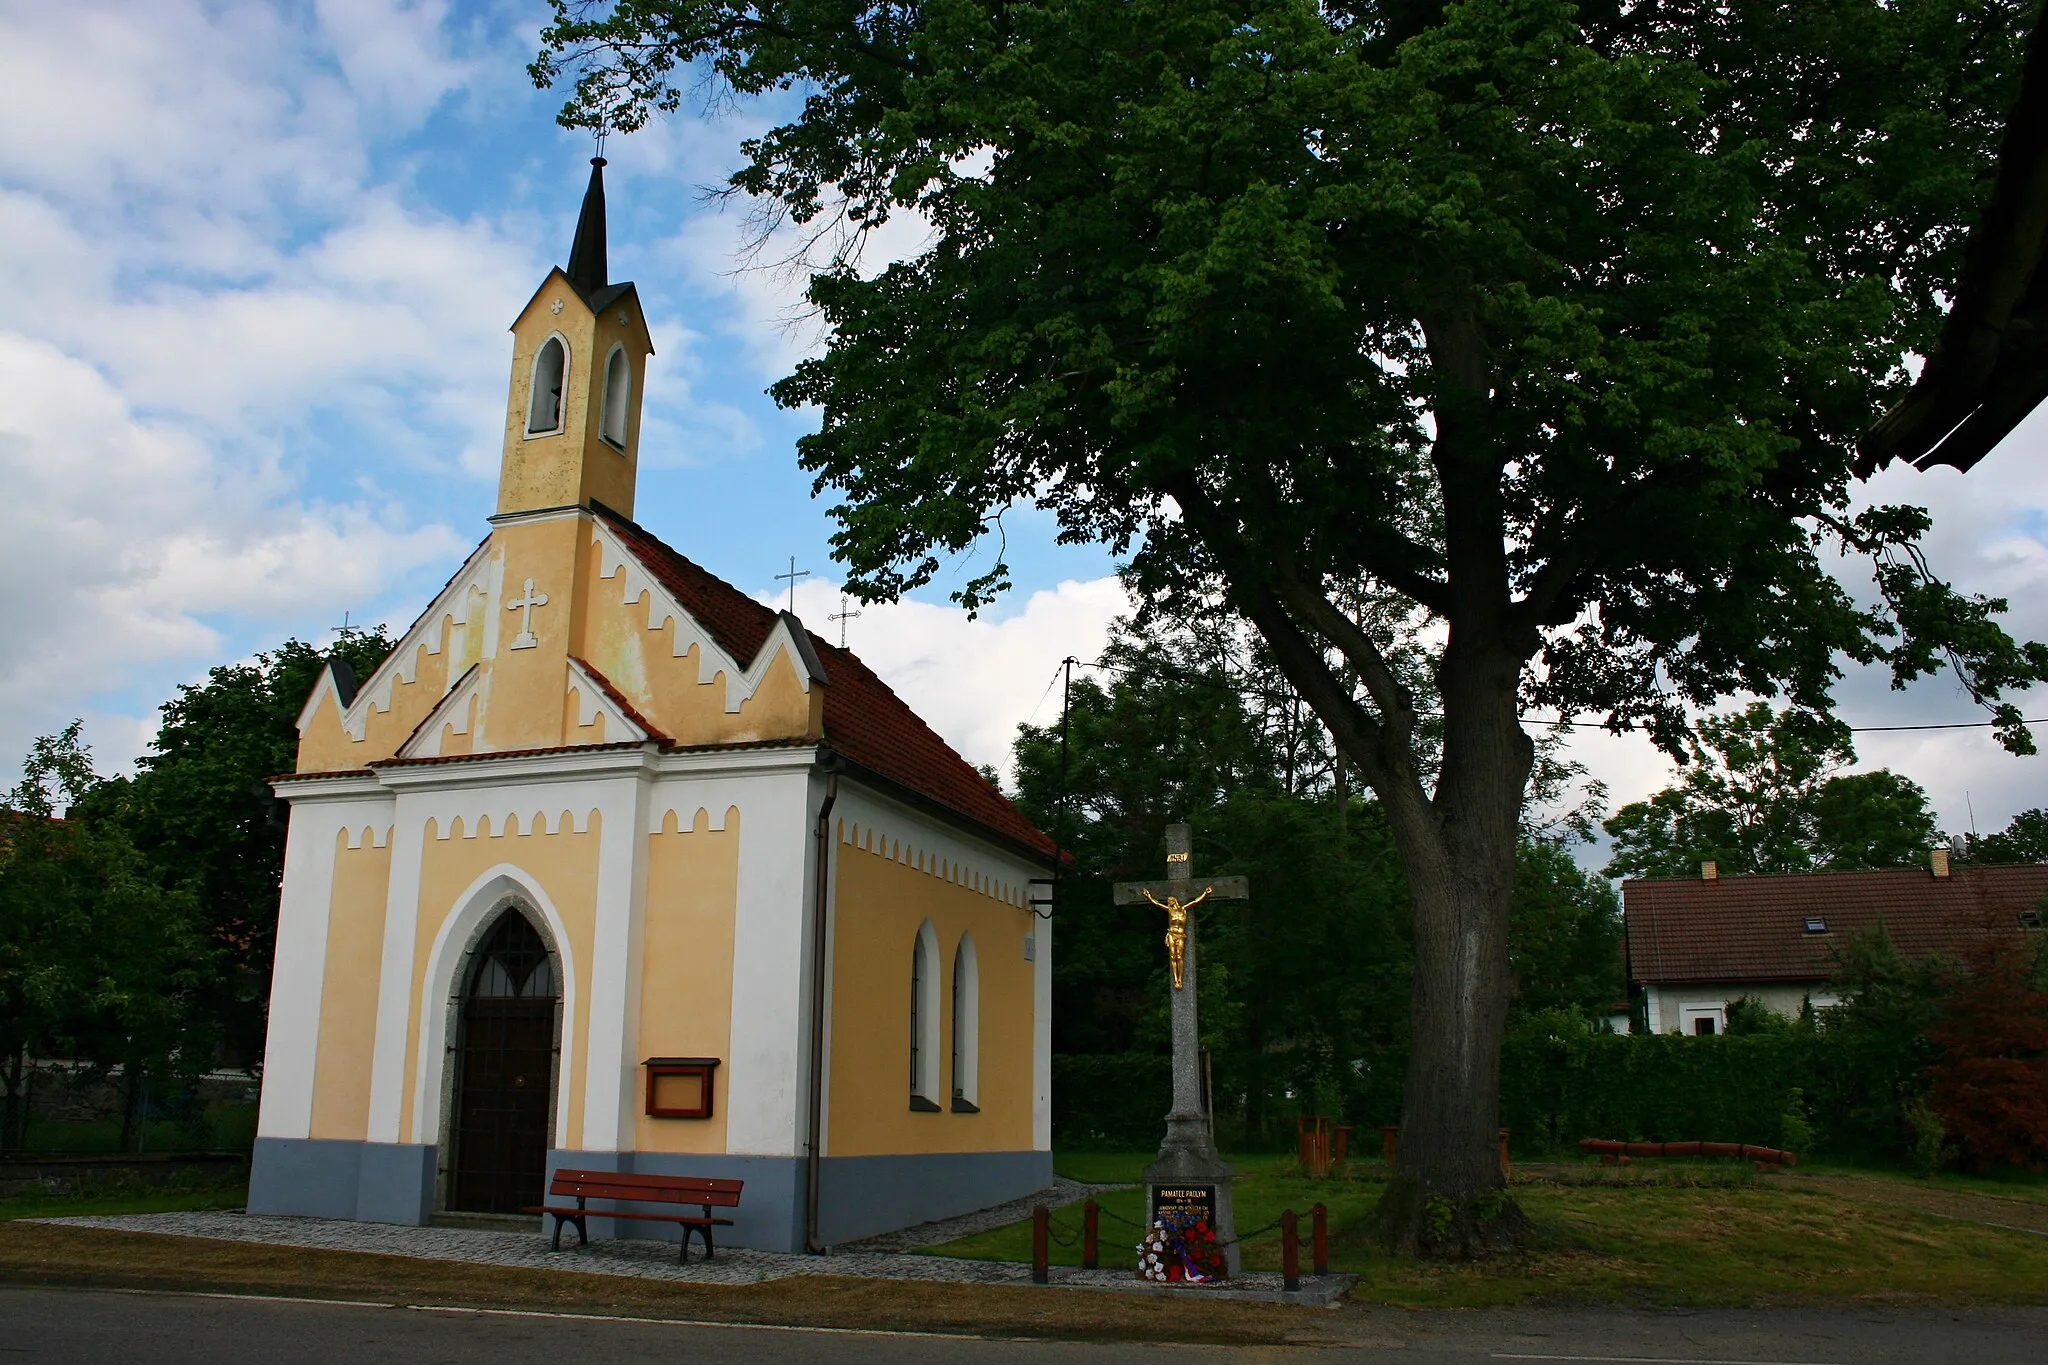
[507,577,550,650]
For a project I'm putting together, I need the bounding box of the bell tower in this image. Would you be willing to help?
[497,157,656,520]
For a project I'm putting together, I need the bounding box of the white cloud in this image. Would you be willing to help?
[779,575,1131,779]
[0,334,464,772]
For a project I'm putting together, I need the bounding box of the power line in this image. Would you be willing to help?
[1059,656,2042,735]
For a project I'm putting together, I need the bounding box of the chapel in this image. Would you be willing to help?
[247,159,1057,1251]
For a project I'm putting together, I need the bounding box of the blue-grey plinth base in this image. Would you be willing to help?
[540,1148,1052,1252]
[248,1138,436,1225]
[252,1140,1050,1252]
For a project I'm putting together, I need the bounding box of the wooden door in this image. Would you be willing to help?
[450,913,558,1214]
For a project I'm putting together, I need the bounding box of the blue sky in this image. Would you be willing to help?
[2,0,2045,845]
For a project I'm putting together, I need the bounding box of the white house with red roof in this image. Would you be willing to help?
[1623,849,2048,1034]
[247,161,1057,1250]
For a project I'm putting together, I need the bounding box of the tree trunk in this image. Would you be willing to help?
[1370,635,1536,1257]
[119,1062,142,1153]
[0,1046,23,1154]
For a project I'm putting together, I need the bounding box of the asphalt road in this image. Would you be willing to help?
[0,1287,2043,1363]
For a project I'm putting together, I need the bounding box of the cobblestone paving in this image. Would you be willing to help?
[43,1199,1348,1302]
[835,1176,1122,1251]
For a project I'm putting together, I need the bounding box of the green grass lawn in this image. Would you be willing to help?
[924,1153,2048,1306]
[0,1182,247,1222]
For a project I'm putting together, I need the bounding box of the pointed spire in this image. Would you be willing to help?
[566,156,608,295]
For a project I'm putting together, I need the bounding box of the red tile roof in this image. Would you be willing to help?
[598,508,1056,861]
[1624,863,2048,986]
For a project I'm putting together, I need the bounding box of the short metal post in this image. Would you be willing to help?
[1311,1202,1328,1276]
[1280,1208,1300,1292]
[1082,1198,1099,1270]
[1032,1205,1050,1284]
[1498,1127,1511,1175]
[1380,1124,1399,1163]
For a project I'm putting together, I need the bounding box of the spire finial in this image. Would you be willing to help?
[566,139,609,295]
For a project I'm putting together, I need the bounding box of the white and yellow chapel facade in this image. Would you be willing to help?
[249,160,1057,1250]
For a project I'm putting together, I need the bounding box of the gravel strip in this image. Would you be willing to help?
[39,1206,1346,1302]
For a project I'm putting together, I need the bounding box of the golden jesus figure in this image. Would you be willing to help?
[1141,885,1215,990]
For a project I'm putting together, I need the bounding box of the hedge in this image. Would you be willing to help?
[1056,1030,1919,1158]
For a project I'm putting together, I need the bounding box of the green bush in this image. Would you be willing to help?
[1059,1024,1938,1163]
[1052,1053,1171,1149]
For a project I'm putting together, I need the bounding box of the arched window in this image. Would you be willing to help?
[951,933,979,1112]
[527,336,566,435]
[599,346,630,448]
[909,921,941,1111]
[468,911,557,998]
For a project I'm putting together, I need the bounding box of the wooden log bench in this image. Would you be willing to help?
[1578,1138,1796,1169]
[525,1168,744,1261]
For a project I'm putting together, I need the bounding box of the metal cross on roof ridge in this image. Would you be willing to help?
[773,556,811,613]
[828,593,863,648]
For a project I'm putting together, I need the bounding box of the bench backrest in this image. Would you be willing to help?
[549,1167,743,1208]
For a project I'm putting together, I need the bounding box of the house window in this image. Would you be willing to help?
[1804,916,1828,934]
[910,921,940,1111]
[1680,1004,1725,1037]
[951,933,980,1113]
[527,336,567,435]
[2020,909,2043,931]
[600,345,630,448]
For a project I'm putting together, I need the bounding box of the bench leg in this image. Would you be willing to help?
[549,1214,564,1252]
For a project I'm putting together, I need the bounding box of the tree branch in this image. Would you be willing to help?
[1162,473,1423,804]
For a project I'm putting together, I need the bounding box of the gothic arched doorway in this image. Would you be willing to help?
[449,910,559,1214]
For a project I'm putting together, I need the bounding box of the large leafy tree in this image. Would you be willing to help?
[78,630,392,1063]
[1008,614,1617,1144]
[1964,807,2048,864]
[0,725,210,1151]
[539,0,2048,1253]
[1603,702,1941,878]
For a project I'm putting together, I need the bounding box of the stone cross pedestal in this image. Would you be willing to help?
[1113,822,1249,1276]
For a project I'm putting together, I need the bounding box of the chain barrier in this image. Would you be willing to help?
[1043,1216,1083,1248]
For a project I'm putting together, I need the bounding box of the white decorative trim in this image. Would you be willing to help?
[721,765,817,1156]
[294,661,351,737]
[394,665,486,761]
[599,342,631,451]
[506,577,551,651]
[377,744,664,794]
[325,539,496,745]
[951,931,980,1108]
[568,657,650,742]
[409,865,581,1148]
[590,520,823,713]
[577,764,655,1151]
[273,774,386,802]
[255,800,358,1139]
[833,785,1036,910]
[911,919,941,1106]
[432,809,594,839]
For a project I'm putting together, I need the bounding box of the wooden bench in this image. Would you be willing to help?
[525,1168,744,1261]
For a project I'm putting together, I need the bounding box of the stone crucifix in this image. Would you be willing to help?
[507,577,549,650]
[1113,822,1250,1276]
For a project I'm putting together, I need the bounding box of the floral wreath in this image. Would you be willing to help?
[1136,1208,1225,1283]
